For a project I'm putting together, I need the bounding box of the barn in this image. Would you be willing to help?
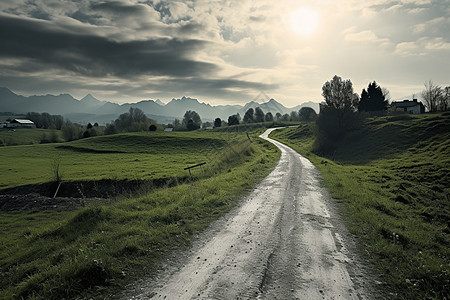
[9,119,36,128]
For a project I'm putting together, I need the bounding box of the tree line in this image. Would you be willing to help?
[314,75,449,153]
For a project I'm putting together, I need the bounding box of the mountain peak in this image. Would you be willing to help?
[81,93,104,107]
[0,87,16,97]
[155,99,165,106]
[81,93,97,101]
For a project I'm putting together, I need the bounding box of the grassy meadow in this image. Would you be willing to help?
[0,130,280,299]
[0,128,62,147]
[270,113,449,299]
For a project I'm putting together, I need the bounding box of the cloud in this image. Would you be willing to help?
[0,0,449,105]
[395,37,450,56]
[0,14,218,78]
[407,7,427,14]
[413,16,449,34]
[425,37,450,50]
[343,27,390,46]
[395,42,423,56]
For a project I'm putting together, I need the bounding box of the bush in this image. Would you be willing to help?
[62,123,83,141]
[104,124,118,135]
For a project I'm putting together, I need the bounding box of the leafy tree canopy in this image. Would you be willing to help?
[322,75,359,111]
[182,110,202,131]
[243,108,254,123]
[254,107,265,123]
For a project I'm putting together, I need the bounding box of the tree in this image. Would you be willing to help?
[182,110,201,130]
[243,108,254,123]
[265,112,273,122]
[173,119,182,130]
[202,121,213,128]
[439,86,450,111]
[299,107,317,121]
[25,112,64,129]
[382,87,391,103]
[214,118,222,128]
[254,107,265,123]
[290,111,299,121]
[421,81,442,112]
[87,122,93,129]
[104,123,118,135]
[358,81,388,112]
[228,114,240,126]
[149,124,157,131]
[280,113,290,121]
[315,75,362,153]
[275,112,282,121]
[322,75,359,111]
[61,122,83,141]
[114,107,156,132]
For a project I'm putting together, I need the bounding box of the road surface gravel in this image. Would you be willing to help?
[120,128,379,300]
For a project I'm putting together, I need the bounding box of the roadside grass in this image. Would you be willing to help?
[0,131,245,190]
[0,128,62,146]
[270,113,449,299]
[0,131,280,299]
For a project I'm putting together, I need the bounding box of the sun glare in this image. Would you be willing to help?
[289,7,320,37]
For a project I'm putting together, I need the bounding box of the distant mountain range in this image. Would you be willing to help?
[0,87,320,125]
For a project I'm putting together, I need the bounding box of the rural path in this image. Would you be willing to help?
[121,128,377,300]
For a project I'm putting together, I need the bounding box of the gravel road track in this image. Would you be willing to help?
[120,128,379,300]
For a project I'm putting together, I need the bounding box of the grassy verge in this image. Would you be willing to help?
[270,114,449,299]
[0,131,280,299]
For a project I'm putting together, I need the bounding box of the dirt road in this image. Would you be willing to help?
[121,128,377,299]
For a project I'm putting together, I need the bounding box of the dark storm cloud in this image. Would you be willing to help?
[0,14,218,78]
[90,1,148,17]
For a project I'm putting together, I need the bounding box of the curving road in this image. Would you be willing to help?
[121,128,376,300]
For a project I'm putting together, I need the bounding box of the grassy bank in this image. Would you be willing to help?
[0,131,280,299]
[270,113,449,299]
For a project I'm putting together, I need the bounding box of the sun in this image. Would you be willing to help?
[289,7,320,37]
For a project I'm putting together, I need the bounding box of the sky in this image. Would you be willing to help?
[0,0,449,106]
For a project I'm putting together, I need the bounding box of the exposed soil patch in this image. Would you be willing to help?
[0,177,187,211]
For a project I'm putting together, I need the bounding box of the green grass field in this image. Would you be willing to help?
[0,131,246,190]
[0,130,280,299]
[0,128,62,146]
[270,113,450,299]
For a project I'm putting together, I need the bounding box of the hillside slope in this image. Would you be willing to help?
[270,113,450,299]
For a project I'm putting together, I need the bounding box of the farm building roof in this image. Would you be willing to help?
[11,119,35,124]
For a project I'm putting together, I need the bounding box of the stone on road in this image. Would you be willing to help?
[121,128,376,300]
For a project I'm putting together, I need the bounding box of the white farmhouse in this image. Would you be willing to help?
[390,99,425,114]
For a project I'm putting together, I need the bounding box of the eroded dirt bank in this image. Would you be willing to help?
[119,128,380,300]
